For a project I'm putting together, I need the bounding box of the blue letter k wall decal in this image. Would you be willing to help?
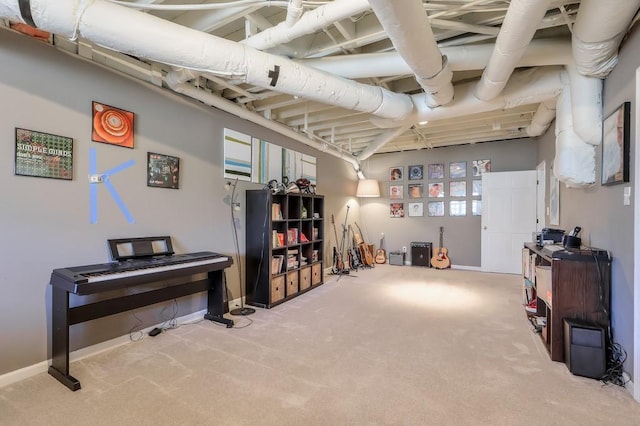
[89,148,136,224]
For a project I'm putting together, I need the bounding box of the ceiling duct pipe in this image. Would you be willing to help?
[1,0,413,121]
[369,0,454,108]
[475,0,552,101]
[525,98,557,137]
[572,0,640,78]
[356,125,413,162]
[302,39,572,79]
[553,80,595,187]
[371,67,564,130]
[244,0,370,51]
[165,68,361,169]
[565,61,602,145]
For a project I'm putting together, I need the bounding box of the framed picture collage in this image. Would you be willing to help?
[387,160,490,218]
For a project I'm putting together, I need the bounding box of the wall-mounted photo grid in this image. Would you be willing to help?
[384,159,489,218]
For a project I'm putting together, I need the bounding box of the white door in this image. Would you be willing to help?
[481,171,537,274]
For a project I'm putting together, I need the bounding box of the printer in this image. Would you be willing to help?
[538,228,565,246]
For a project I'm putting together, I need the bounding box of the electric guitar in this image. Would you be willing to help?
[331,214,345,272]
[431,226,451,269]
[375,233,387,264]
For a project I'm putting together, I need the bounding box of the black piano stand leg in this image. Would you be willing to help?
[204,313,234,328]
[49,287,81,391]
[48,366,81,391]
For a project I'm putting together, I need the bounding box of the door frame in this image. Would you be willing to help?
[536,161,546,232]
[633,67,639,402]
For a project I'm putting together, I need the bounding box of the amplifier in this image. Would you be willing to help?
[563,318,606,379]
[411,242,432,267]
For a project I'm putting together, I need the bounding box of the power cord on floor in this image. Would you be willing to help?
[601,342,628,388]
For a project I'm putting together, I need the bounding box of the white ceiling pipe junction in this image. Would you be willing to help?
[474,0,552,101]
[572,0,640,78]
[370,67,565,130]
[0,0,414,121]
[301,39,573,79]
[369,0,454,108]
[165,68,361,169]
[243,0,370,51]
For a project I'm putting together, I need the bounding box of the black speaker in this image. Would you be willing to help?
[563,318,606,379]
[411,242,432,267]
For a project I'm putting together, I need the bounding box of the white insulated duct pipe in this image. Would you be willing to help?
[371,67,564,129]
[565,61,602,145]
[356,125,413,162]
[369,0,454,108]
[1,0,413,121]
[165,68,361,169]
[573,0,640,77]
[244,0,370,51]
[302,39,572,79]
[553,83,595,187]
[525,98,556,137]
[475,0,552,101]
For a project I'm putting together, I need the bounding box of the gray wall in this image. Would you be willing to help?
[360,139,538,267]
[0,29,355,375]
[537,25,639,376]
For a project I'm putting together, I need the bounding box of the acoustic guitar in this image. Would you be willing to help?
[375,233,387,264]
[431,226,451,269]
[353,222,374,267]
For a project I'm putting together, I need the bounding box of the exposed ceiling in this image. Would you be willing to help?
[1,1,637,166]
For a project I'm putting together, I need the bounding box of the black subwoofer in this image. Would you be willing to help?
[411,242,432,267]
[563,318,606,379]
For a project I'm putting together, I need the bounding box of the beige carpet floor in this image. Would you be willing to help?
[1,265,639,425]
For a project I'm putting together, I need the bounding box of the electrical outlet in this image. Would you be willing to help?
[88,174,104,184]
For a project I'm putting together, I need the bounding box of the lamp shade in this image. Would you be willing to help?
[356,179,380,197]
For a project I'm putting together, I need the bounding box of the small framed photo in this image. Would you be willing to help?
[390,184,403,199]
[449,161,467,178]
[408,202,424,217]
[14,128,73,180]
[601,101,630,185]
[450,200,467,216]
[147,152,180,189]
[408,165,424,180]
[472,159,491,176]
[390,203,405,218]
[408,183,424,199]
[449,181,466,197]
[472,200,482,216]
[472,180,482,196]
[390,166,404,181]
[428,163,444,179]
[428,201,444,217]
[92,101,135,148]
[428,182,444,198]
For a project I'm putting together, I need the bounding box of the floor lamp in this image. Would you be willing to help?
[226,178,255,316]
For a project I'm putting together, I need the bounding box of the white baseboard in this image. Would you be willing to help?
[451,264,481,271]
[623,372,636,399]
[0,309,207,389]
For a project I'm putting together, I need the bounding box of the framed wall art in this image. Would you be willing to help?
[14,128,73,180]
[390,166,404,181]
[408,202,424,217]
[472,179,482,196]
[390,203,405,218]
[390,184,403,199]
[601,101,630,185]
[147,152,180,189]
[472,159,491,176]
[408,165,424,180]
[92,101,134,148]
[449,181,466,197]
[408,183,424,198]
[449,161,467,178]
[428,163,444,179]
[450,200,467,216]
[428,182,444,197]
[428,201,444,217]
